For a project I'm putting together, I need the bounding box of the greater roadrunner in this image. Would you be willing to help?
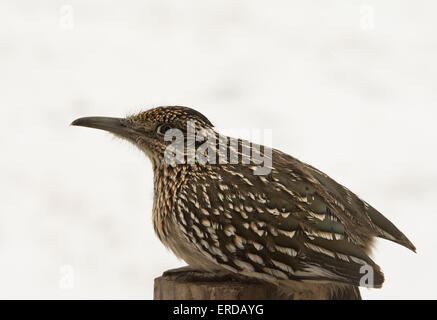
[72,106,415,300]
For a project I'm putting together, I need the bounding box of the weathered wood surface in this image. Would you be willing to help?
[154,268,287,300]
[154,277,285,300]
[154,268,362,300]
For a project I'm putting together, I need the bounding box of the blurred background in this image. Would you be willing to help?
[0,0,436,299]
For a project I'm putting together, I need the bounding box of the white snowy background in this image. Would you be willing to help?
[0,0,435,299]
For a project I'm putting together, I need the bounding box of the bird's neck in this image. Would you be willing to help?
[151,162,191,242]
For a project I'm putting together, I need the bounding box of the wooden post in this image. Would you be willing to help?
[154,267,362,300]
[153,268,288,300]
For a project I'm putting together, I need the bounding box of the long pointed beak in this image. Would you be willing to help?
[71,116,134,138]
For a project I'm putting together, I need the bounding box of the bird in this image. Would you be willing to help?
[71,106,415,300]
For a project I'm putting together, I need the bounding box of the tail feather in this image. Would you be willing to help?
[331,285,362,300]
[365,204,416,252]
[300,237,385,288]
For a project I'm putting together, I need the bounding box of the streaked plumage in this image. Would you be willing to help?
[72,106,415,300]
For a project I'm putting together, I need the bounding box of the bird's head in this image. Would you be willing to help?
[71,106,214,164]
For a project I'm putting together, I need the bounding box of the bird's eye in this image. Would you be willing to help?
[156,124,172,136]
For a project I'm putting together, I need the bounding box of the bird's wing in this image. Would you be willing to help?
[304,162,416,252]
[175,160,386,287]
[271,149,415,251]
